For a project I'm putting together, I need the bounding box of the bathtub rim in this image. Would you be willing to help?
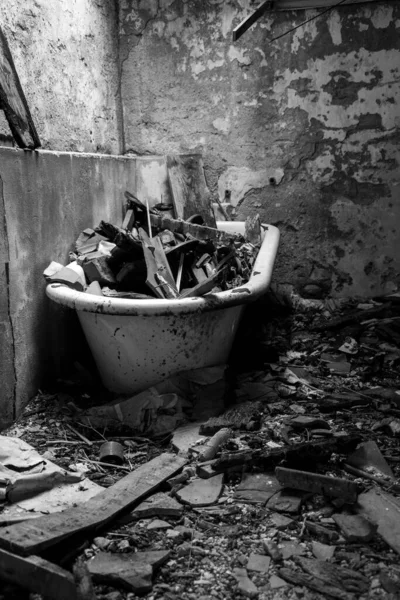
[46,222,279,317]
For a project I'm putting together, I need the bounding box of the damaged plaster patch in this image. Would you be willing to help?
[371,5,393,29]
[228,46,252,66]
[326,10,342,46]
[212,117,231,134]
[218,166,284,206]
[291,13,318,53]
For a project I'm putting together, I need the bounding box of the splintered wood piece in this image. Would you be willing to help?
[73,558,96,600]
[297,557,369,594]
[357,489,400,554]
[245,214,262,245]
[179,269,222,298]
[0,548,77,600]
[122,208,135,231]
[166,154,216,227]
[149,214,238,244]
[275,467,358,503]
[278,568,351,600]
[0,27,41,148]
[139,228,178,298]
[0,453,186,556]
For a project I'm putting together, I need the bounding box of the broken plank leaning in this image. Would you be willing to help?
[0,453,186,556]
[0,547,77,600]
[0,26,41,148]
[275,467,358,503]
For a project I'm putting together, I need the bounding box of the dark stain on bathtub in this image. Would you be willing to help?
[114,327,121,337]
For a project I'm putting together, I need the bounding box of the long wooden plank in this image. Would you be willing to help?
[167,154,216,228]
[139,228,178,299]
[0,548,77,600]
[0,453,186,556]
[0,26,41,149]
[149,214,239,244]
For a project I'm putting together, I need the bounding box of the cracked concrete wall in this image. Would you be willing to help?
[0,0,122,153]
[0,147,136,428]
[119,0,400,297]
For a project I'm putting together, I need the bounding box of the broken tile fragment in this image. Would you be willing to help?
[266,489,305,514]
[311,541,335,561]
[176,474,223,507]
[132,492,183,520]
[279,541,306,560]
[332,513,377,543]
[233,568,259,598]
[234,473,281,505]
[269,512,295,530]
[262,540,282,562]
[269,574,288,589]
[87,550,170,594]
[171,422,207,454]
[246,552,271,573]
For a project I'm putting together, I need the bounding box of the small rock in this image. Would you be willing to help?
[104,592,123,600]
[132,492,183,519]
[147,519,171,530]
[233,568,259,598]
[117,539,131,552]
[247,553,271,573]
[176,474,224,507]
[93,536,110,550]
[280,541,306,560]
[311,541,335,561]
[269,575,288,589]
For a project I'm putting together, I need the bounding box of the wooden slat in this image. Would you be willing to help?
[149,214,239,244]
[167,154,216,228]
[0,26,40,149]
[233,1,273,41]
[139,228,178,298]
[0,548,77,600]
[0,453,186,557]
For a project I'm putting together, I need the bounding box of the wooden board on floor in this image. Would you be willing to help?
[0,453,186,557]
[166,154,216,227]
[0,547,77,600]
[0,26,41,149]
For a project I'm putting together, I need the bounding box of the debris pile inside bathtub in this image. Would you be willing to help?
[44,193,262,299]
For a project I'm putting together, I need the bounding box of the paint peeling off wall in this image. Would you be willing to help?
[119,1,400,298]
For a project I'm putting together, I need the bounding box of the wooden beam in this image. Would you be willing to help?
[0,548,77,600]
[0,453,186,557]
[233,1,274,42]
[0,26,40,149]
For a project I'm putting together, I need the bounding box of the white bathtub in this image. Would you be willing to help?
[46,222,279,394]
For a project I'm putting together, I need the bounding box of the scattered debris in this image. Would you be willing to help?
[175,473,224,507]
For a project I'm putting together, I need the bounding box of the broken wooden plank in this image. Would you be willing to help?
[0,453,186,556]
[357,488,400,555]
[166,154,216,227]
[278,567,351,600]
[0,26,41,148]
[232,1,273,42]
[297,557,369,594]
[0,547,77,600]
[139,228,178,298]
[149,214,239,244]
[275,467,358,503]
[179,268,223,298]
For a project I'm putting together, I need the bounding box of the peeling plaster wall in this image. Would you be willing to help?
[119,0,400,297]
[0,0,122,153]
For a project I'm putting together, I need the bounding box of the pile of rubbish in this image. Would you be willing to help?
[44,192,262,300]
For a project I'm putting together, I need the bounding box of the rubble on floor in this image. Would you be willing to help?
[44,192,261,300]
[1,291,400,599]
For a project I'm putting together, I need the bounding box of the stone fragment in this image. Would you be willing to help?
[347,440,394,477]
[332,513,377,543]
[234,473,281,505]
[269,512,295,530]
[132,492,183,519]
[288,416,330,431]
[171,423,207,454]
[246,553,271,573]
[311,541,335,561]
[176,474,223,507]
[269,574,288,589]
[93,536,110,550]
[233,568,259,598]
[146,519,171,530]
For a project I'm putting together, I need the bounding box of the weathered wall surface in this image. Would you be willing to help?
[119,0,400,297]
[0,147,135,427]
[0,0,121,153]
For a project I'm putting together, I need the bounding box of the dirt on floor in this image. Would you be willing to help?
[2,292,400,600]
